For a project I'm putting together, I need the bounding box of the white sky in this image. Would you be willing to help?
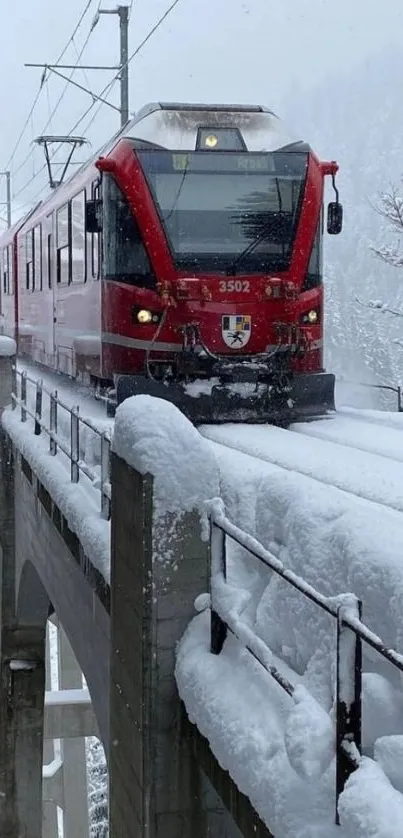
[0,0,402,214]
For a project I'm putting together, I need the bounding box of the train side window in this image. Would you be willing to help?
[45,213,53,289]
[47,233,52,289]
[56,204,70,285]
[102,174,156,288]
[71,191,86,283]
[26,230,34,291]
[34,225,42,291]
[1,248,5,296]
[89,180,100,279]
[8,244,13,295]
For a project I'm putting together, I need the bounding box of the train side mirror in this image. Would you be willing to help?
[327,201,343,235]
[86,199,103,233]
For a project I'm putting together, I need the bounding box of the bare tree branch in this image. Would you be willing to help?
[355,296,403,317]
[370,244,403,267]
[372,182,403,267]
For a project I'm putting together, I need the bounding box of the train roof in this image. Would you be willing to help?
[11,101,304,233]
[135,101,277,118]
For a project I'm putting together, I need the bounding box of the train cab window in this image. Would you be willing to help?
[26,230,34,290]
[303,214,323,291]
[102,174,156,288]
[56,204,70,284]
[71,191,86,283]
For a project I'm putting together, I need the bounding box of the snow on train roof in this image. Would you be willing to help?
[8,102,304,234]
[127,101,302,153]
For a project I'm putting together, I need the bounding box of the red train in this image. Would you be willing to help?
[0,102,342,423]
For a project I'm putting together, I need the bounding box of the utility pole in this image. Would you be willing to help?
[0,171,11,227]
[119,5,129,126]
[96,5,130,127]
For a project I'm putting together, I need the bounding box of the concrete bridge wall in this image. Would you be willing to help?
[0,350,272,838]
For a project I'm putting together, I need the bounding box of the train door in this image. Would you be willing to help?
[54,202,72,374]
[91,179,102,375]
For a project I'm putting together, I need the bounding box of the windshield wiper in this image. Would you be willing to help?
[226,222,274,276]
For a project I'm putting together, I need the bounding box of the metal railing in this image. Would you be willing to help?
[12,369,111,520]
[209,506,403,825]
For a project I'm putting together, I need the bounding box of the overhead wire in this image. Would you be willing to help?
[67,0,183,136]
[12,0,183,202]
[54,0,94,64]
[39,21,96,139]
[72,35,92,93]
[11,21,96,184]
[4,0,95,174]
[3,76,47,174]
[12,73,117,202]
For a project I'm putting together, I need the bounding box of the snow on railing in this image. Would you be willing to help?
[208,503,403,825]
[12,369,111,520]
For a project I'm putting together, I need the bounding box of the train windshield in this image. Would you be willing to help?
[137,150,308,273]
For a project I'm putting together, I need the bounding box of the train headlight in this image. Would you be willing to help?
[137,309,153,324]
[301,308,320,325]
[204,134,218,148]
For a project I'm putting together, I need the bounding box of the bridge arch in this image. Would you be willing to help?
[17,558,51,627]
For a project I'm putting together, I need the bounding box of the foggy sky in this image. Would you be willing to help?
[1,0,402,216]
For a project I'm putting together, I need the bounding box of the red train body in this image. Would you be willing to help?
[0,102,342,423]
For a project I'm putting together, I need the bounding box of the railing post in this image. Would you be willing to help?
[397,385,402,412]
[100,432,110,520]
[49,391,58,456]
[70,407,80,484]
[34,379,43,435]
[21,371,27,422]
[11,364,17,411]
[210,519,228,655]
[335,597,362,824]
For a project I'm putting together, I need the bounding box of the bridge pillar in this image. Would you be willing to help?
[43,622,59,838]
[110,452,217,838]
[0,345,47,838]
[0,345,18,834]
[57,621,90,838]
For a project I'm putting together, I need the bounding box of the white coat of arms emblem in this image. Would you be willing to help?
[221,315,251,348]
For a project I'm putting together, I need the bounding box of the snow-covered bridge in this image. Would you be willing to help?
[0,343,265,838]
[1,341,403,838]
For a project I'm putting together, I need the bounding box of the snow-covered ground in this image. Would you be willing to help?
[4,361,403,836]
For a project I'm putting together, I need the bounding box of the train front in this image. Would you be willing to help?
[94,102,342,423]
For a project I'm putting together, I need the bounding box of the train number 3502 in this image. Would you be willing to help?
[219,279,251,293]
